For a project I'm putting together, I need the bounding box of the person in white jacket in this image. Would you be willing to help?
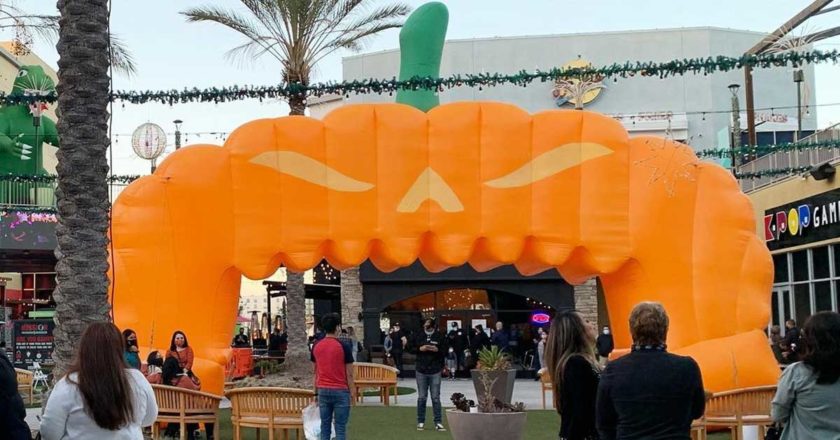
[40,322,158,440]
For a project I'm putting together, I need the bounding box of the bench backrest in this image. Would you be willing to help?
[151,384,222,416]
[353,362,398,382]
[15,368,33,386]
[226,387,315,419]
[706,385,777,418]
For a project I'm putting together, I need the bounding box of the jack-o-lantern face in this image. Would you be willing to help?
[226,102,632,277]
[111,102,778,395]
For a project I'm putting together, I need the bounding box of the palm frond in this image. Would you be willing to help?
[182,5,288,63]
[109,34,137,77]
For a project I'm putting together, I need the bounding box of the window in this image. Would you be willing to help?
[794,284,811,326]
[815,281,832,312]
[792,251,809,282]
[771,290,780,327]
[813,247,830,279]
[773,254,789,283]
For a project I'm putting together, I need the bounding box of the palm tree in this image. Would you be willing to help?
[182,0,410,376]
[51,0,112,378]
[0,1,137,75]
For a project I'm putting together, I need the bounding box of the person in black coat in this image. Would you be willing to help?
[0,349,31,440]
[596,326,615,361]
[596,302,705,440]
[544,311,601,440]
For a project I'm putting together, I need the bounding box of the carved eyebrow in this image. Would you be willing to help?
[484,142,614,188]
[249,151,374,192]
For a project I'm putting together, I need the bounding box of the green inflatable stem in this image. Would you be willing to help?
[396,2,448,112]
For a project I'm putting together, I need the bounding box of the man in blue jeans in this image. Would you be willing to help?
[312,313,355,440]
[411,318,447,431]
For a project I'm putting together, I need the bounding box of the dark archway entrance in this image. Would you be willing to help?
[359,261,573,375]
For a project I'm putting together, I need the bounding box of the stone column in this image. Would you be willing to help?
[340,266,364,343]
[573,278,598,325]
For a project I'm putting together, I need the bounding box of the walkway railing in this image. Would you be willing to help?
[1,181,129,210]
[738,123,840,193]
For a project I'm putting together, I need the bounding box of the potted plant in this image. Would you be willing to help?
[446,388,527,440]
[470,346,516,404]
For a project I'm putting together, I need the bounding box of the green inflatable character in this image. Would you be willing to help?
[0,65,60,176]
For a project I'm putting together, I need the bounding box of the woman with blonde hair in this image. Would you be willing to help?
[544,311,600,440]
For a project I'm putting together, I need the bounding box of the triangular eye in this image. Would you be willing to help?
[17,70,28,78]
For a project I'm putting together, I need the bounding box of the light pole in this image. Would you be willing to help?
[793,70,804,142]
[173,119,183,150]
[729,83,741,171]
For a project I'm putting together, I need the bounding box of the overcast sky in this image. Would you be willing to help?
[4,0,839,176]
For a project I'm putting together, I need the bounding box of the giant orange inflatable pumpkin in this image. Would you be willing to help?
[111,102,778,394]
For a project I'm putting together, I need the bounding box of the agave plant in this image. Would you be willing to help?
[476,346,511,371]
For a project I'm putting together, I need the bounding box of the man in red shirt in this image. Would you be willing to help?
[311,313,355,440]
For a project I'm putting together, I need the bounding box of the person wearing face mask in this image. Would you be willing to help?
[411,318,448,432]
[596,325,614,363]
[123,328,141,370]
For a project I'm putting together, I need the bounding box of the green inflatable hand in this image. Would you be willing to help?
[0,65,60,176]
[396,2,449,112]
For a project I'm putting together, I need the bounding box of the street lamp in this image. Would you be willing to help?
[728,84,741,171]
[173,119,183,150]
[793,70,804,142]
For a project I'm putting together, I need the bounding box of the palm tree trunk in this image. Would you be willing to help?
[283,271,309,377]
[340,266,363,344]
[52,0,112,378]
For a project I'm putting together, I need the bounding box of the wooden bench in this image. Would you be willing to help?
[15,368,34,404]
[150,384,222,440]
[538,368,555,410]
[353,362,399,406]
[703,385,777,440]
[226,387,314,440]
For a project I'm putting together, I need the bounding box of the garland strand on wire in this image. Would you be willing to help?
[0,49,837,106]
[734,166,813,180]
[698,139,840,159]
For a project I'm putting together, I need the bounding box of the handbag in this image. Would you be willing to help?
[765,424,783,440]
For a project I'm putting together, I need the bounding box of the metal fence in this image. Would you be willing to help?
[738,124,840,193]
[0,181,128,209]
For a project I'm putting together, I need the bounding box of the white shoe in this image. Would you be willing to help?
[435,423,446,432]
[417,423,424,431]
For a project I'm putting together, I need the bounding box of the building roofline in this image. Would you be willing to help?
[344,26,767,60]
[0,43,22,69]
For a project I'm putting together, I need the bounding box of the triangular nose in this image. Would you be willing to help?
[397,167,464,213]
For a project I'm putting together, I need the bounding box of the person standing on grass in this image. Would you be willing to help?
[312,313,354,440]
[411,317,447,432]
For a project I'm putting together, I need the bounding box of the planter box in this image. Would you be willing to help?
[471,369,516,404]
[446,409,526,440]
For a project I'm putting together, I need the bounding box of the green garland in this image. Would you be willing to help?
[734,166,813,180]
[0,206,58,215]
[0,173,140,184]
[0,49,837,105]
[698,139,840,159]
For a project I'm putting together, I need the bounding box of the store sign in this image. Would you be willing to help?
[530,311,551,325]
[12,319,55,370]
[764,187,840,251]
[552,58,604,108]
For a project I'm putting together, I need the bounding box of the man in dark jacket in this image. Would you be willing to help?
[446,322,467,375]
[490,321,509,352]
[411,318,447,432]
[0,349,31,440]
[781,319,801,363]
[596,302,705,440]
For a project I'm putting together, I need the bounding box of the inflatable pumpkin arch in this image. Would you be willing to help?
[111,102,779,394]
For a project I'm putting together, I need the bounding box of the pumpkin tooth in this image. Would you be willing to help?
[249,150,374,192]
[484,142,614,188]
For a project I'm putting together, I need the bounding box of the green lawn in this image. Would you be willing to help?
[212,407,732,440]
